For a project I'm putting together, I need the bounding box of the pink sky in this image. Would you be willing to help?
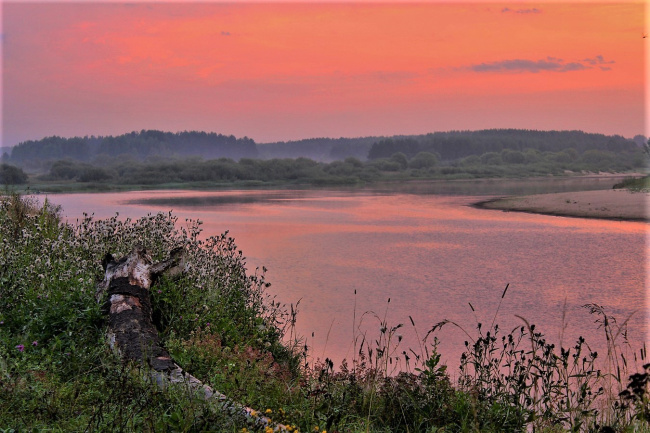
[2,1,647,146]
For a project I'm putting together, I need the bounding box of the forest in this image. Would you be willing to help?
[6,130,257,168]
[1,129,646,189]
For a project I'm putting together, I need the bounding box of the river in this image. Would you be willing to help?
[44,177,648,377]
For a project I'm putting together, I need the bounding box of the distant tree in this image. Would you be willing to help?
[0,164,28,184]
[368,139,420,160]
[408,152,438,169]
[78,167,113,182]
[581,150,614,165]
[390,152,408,170]
[549,150,575,164]
[344,157,363,168]
[523,149,542,164]
[369,158,401,172]
[48,160,82,180]
[480,152,502,165]
[460,155,481,166]
[500,149,526,164]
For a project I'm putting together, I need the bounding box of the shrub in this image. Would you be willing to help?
[409,151,438,169]
[78,166,113,182]
[0,164,28,184]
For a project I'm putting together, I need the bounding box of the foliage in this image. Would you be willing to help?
[366,129,641,161]
[24,143,645,192]
[613,176,650,192]
[0,164,28,185]
[0,192,295,431]
[10,130,258,168]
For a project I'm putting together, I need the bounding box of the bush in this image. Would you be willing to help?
[0,193,298,431]
[409,151,438,169]
[480,152,503,165]
[78,167,113,182]
[0,164,28,184]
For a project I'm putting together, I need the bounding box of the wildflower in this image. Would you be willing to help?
[240,429,249,433]
[32,341,38,346]
[264,427,273,433]
[265,408,272,415]
[16,344,24,352]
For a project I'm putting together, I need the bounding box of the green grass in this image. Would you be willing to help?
[0,191,648,432]
[613,176,650,191]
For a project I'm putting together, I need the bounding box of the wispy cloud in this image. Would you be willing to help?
[582,55,615,66]
[469,56,614,74]
[501,7,541,14]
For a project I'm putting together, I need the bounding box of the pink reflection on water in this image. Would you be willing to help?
[45,189,648,376]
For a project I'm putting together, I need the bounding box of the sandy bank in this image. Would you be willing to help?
[476,189,649,222]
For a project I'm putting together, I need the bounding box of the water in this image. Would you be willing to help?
[44,178,648,376]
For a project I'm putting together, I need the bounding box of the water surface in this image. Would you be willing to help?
[46,180,648,375]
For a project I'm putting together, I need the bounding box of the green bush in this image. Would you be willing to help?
[0,164,28,184]
[409,151,439,169]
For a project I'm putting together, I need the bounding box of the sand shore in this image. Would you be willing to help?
[476,189,649,222]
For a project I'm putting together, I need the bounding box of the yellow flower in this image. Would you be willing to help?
[240,429,249,433]
[265,408,273,415]
[264,427,273,433]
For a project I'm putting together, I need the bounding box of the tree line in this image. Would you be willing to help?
[7,130,257,168]
[1,129,646,186]
[367,129,641,161]
[5,129,645,168]
[15,145,645,188]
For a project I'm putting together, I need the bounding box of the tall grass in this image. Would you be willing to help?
[0,191,647,432]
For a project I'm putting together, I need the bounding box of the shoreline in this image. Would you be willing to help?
[15,172,646,195]
[474,189,649,222]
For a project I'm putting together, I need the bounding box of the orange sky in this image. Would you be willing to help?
[2,2,646,145]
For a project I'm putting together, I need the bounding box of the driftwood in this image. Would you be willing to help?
[97,246,287,431]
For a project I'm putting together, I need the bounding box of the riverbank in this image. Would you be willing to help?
[475,188,649,222]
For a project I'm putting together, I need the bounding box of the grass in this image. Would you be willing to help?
[613,176,650,192]
[0,190,648,432]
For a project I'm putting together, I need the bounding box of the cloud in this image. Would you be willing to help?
[470,56,614,74]
[501,7,541,14]
[583,55,615,66]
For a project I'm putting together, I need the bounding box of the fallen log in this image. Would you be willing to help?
[96,246,288,431]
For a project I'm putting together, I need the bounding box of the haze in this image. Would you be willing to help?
[2,1,646,147]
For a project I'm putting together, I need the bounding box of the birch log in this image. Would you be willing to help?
[96,246,288,431]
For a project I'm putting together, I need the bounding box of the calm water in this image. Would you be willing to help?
[45,178,648,375]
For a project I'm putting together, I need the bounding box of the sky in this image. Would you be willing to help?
[1,1,647,146]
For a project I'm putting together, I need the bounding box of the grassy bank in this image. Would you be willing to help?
[0,192,648,432]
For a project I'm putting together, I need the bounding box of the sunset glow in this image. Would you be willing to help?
[2,2,646,145]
